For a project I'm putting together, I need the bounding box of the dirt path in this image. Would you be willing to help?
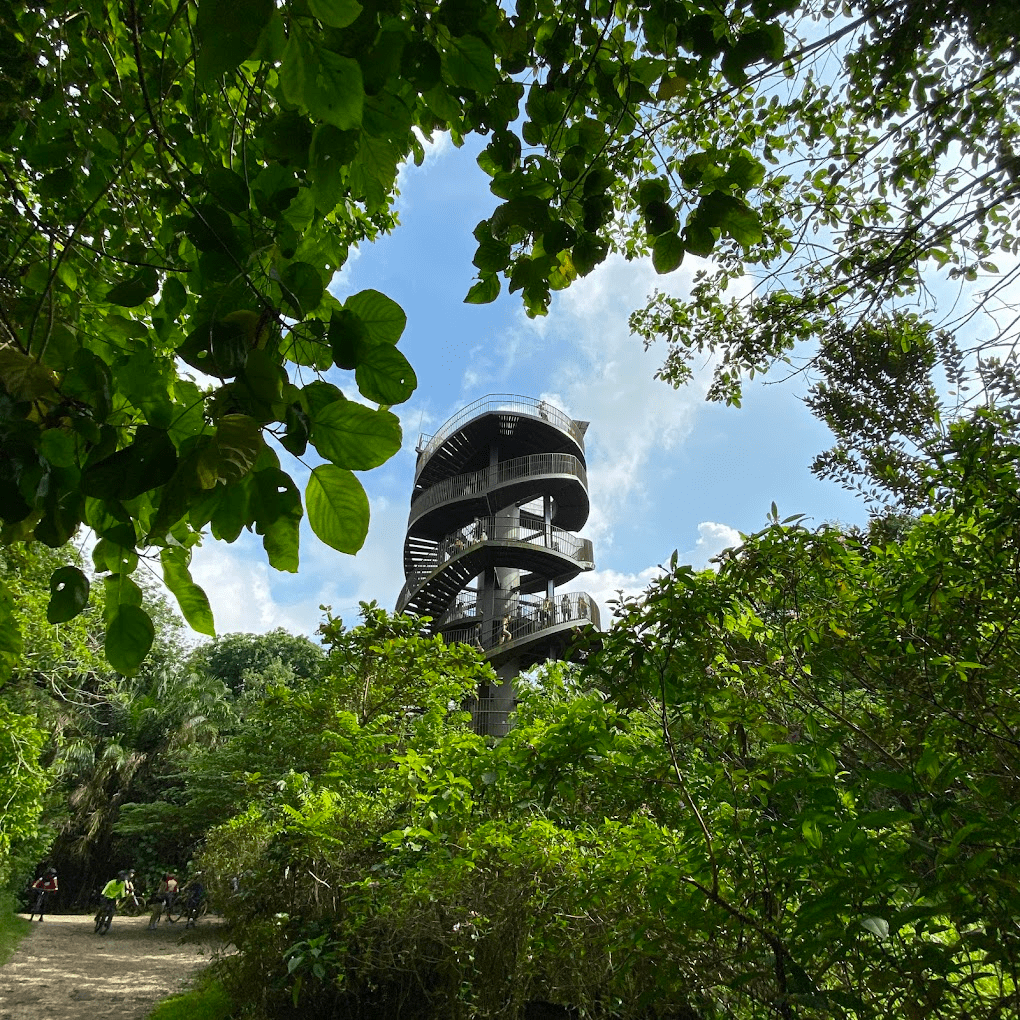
[0,913,228,1020]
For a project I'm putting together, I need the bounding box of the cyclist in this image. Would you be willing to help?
[180,873,205,928]
[96,869,133,933]
[147,872,179,929]
[28,867,58,921]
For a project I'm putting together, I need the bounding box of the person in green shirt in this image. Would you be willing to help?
[95,869,135,932]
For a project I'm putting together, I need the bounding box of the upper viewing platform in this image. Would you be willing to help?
[414,394,589,493]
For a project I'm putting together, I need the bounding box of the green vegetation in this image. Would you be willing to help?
[3,1,1020,1018]
[147,973,235,1020]
[0,893,31,967]
[5,0,1014,675]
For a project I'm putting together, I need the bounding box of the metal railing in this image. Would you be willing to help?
[416,394,586,473]
[443,591,601,653]
[405,516,594,588]
[409,453,588,522]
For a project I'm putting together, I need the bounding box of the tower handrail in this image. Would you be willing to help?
[409,452,588,524]
[400,517,594,599]
[442,591,601,652]
[416,394,584,475]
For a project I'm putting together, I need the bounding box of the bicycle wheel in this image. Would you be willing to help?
[94,910,106,934]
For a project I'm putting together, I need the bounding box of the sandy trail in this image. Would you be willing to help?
[0,913,227,1020]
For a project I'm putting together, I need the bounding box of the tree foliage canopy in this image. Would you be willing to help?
[0,0,808,670]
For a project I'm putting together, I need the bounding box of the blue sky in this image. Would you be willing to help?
[187,132,872,638]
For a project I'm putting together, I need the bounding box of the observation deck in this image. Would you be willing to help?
[396,394,598,734]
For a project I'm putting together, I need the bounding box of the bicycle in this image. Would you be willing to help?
[120,892,146,917]
[94,899,114,935]
[169,893,208,928]
[27,888,48,919]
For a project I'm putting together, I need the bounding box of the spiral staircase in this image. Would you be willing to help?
[396,395,599,735]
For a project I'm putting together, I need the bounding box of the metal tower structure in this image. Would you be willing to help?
[396,394,599,735]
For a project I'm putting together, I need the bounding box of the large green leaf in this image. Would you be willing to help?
[355,344,417,406]
[652,232,684,274]
[103,573,143,624]
[196,0,274,83]
[465,275,501,303]
[205,414,264,486]
[444,34,500,93]
[310,401,402,470]
[344,290,406,345]
[46,566,90,624]
[105,267,158,307]
[309,0,363,28]
[160,548,216,637]
[279,262,324,317]
[306,465,369,554]
[252,469,303,572]
[105,605,155,675]
[281,30,364,131]
[81,426,178,502]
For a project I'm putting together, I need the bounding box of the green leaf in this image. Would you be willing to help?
[644,200,678,237]
[196,0,274,83]
[46,566,90,624]
[306,465,370,554]
[204,165,250,215]
[38,429,76,468]
[160,549,216,637]
[252,468,303,572]
[652,232,684,274]
[862,917,890,941]
[209,481,250,542]
[300,381,346,418]
[105,267,158,307]
[344,290,406,344]
[308,0,363,28]
[206,414,264,485]
[282,30,364,131]
[355,343,417,405]
[280,403,311,456]
[105,605,155,675]
[328,308,368,370]
[473,237,512,272]
[103,573,143,624]
[279,262,324,317]
[310,401,402,470]
[445,34,500,93]
[239,360,280,417]
[0,347,57,401]
[81,426,178,501]
[718,200,763,247]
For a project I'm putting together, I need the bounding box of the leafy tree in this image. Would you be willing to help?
[187,415,1020,1020]
[188,627,326,697]
[0,0,798,671]
[627,0,1020,490]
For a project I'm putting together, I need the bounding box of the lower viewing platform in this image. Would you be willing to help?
[442,590,599,657]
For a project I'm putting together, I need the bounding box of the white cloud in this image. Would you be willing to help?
[680,521,742,570]
[561,521,741,624]
[395,130,455,201]
[529,254,715,548]
[184,493,411,639]
[561,564,665,626]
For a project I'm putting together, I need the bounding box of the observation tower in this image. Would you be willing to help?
[396,394,600,735]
